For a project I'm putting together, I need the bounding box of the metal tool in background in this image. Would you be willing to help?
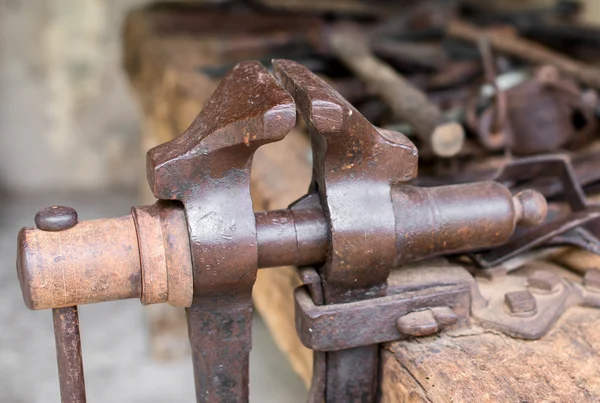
[321,22,466,159]
[467,54,597,155]
[17,60,548,403]
[470,154,600,268]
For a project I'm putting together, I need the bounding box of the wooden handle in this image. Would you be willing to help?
[327,23,465,157]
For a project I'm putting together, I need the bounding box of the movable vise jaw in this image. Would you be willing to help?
[16,60,547,403]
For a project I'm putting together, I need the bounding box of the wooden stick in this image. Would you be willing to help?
[327,23,465,158]
[447,19,600,90]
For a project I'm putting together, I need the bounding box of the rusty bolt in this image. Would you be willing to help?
[396,310,438,337]
[430,307,460,328]
[505,290,537,315]
[583,269,600,291]
[34,206,78,231]
[527,270,561,293]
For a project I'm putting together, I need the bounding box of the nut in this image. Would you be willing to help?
[583,269,600,292]
[505,290,537,315]
[527,270,561,293]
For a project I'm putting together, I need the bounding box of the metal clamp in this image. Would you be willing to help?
[295,281,470,351]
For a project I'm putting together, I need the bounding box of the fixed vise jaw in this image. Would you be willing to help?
[147,61,297,402]
[16,60,547,403]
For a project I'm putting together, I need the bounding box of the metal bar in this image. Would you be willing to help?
[326,23,465,158]
[295,284,470,351]
[323,287,381,403]
[53,306,86,403]
[326,347,379,402]
[307,353,326,403]
[447,19,600,90]
[187,296,252,403]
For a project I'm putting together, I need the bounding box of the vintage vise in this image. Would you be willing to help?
[16,60,547,403]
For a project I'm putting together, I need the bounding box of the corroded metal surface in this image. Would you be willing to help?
[505,66,596,155]
[35,206,78,232]
[472,155,600,268]
[147,61,296,403]
[472,264,600,339]
[35,205,87,403]
[467,51,597,156]
[275,58,416,402]
[255,195,328,269]
[15,60,552,403]
[53,307,86,403]
[392,182,547,265]
[19,182,543,311]
[272,59,546,402]
[295,282,470,350]
[274,58,416,303]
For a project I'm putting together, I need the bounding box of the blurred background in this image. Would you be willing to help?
[1,0,600,402]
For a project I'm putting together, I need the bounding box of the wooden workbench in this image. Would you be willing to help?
[123,4,600,400]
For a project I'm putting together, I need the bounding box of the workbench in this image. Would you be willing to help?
[123,5,600,401]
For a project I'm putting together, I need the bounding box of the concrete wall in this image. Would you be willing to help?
[0,0,152,192]
[583,0,600,24]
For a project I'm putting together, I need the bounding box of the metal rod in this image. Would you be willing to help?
[53,306,86,403]
[326,23,465,158]
[326,346,379,402]
[18,184,546,310]
[187,296,252,403]
[447,19,600,90]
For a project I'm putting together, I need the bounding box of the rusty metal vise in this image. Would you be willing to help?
[16,60,548,403]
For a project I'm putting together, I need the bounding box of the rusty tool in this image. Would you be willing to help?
[34,206,86,403]
[17,60,548,403]
[470,155,600,268]
[503,65,597,155]
[370,40,450,71]
[459,1,599,49]
[324,23,466,158]
[447,19,600,90]
[467,45,598,155]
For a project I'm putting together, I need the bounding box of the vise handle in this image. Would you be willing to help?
[17,184,545,310]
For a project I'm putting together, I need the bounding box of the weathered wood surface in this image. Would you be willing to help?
[124,4,600,399]
[381,306,600,402]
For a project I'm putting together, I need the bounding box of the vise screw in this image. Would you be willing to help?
[16,60,547,403]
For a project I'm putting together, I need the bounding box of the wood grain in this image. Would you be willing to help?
[382,307,600,402]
